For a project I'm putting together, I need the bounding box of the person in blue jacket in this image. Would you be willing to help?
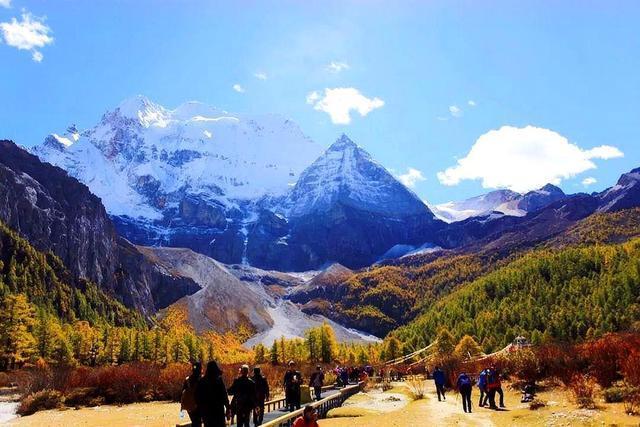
[477,369,488,407]
[432,366,447,401]
[456,372,473,413]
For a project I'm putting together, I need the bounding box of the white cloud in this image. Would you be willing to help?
[468,100,476,107]
[306,87,384,125]
[582,177,597,186]
[0,0,11,8]
[397,168,426,188]
[232,83,245,93]
[436,116,449,121]
[0,12,53,62]
[437,125,624,193]
[254,72,268,80]
[449,105,462,118]
[327,61,350,73]
[306,91,320,104]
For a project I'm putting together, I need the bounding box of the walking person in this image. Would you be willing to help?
[252,367,269,426]
[228,365,257,427]
[283,360,302,412]
[340,367,349,387]
[486,366,505,409]
[310,366,325,401]
[292,405,319,427]
[432,366,446,402]
[196,361,230,427]
[181,362,202,427]
[477,368,488,407]
[456,372,473,413]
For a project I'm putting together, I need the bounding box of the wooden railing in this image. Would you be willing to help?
[261,382,363,427]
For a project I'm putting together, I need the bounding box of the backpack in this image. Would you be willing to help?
[458,375,471,387]
[181,378,197,412]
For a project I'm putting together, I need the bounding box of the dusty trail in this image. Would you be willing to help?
[320,382,493,427]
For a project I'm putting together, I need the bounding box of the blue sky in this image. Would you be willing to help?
[1,0,638,204]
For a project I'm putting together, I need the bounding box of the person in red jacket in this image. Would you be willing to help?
[292,405,319,427]
[486,366,505,409]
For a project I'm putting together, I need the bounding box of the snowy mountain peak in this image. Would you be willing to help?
[283,134,432,218]
[42,124,81,151]
[432,183,569,223]
[109,95,170,128]
[536,184,565,196]
[33,96,323,220]
[328,133,359,151]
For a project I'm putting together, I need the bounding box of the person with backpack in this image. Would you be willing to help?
[486,366,505,409]
[252,366,269,426]
[456,371,473,413]
[477,368,488,407]
[181,362,202,427]
[432,366,446,402]
[283,360,302,412]
[309,366,325,401]
[228,365,257,427]
[196,360,230,427]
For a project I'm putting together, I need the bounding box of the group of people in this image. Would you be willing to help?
[181,361,270,427]
[180,360,327,427]
[333,365,374,387]
[431,365,506,414]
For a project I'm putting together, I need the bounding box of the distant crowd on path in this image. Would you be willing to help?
[333,365,374,387]
[431,365,511,414]
[180,360,327,427]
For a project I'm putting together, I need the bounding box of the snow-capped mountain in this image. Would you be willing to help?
[282,134,430,218]
[34,99,443,270]
[33,95,324,264]
[597,167,640,212]
[242,135,442,270]
[34,95,322,220]
[431,189,521,222]
[432,184,567,223]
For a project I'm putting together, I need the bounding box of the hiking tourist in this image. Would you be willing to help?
[196,361,230,427]
[477,368,488,407]
[181,362,202,427]
[340,367,349,387]
[456,371,473,413]
[432,366,446,401]
[310,365,325,401]
[292,405,319,427]
[228,364,257,427]
[486,366,505,409]
[284,360,302,411]
[252,366,270,426]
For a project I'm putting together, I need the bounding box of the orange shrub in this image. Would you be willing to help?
[622,350,640,387]
[157,363,190,401]
[578,333,640,387]
[569,374,597,409]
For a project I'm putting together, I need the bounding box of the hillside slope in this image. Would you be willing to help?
[0,220,142,327]
[394,237,640,351]
[0,140,199,315]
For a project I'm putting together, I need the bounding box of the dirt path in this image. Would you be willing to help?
[320,382,493,427]
[6,401,182,427]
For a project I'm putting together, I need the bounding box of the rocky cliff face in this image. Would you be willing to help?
[0,140,198,315]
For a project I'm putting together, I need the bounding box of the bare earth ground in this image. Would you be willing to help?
[6,401,183,427]
[6,382,640,426]
[320,381,640,427]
